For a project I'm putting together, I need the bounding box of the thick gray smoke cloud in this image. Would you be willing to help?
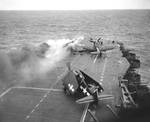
[0,36,84,88]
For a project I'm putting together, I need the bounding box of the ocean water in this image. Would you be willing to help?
[0,10,150,89]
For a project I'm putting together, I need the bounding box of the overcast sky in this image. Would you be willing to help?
[0,0,150,10]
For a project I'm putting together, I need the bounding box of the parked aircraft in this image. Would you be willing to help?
[88,38,119,61]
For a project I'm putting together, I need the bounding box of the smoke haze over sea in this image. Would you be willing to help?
[0,10,150,89]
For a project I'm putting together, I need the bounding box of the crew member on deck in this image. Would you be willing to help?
[100,41,103,45]
[97,37,101,42]
[97,37,103,45]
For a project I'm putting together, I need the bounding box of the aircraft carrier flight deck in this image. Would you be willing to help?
[0,40,147,122]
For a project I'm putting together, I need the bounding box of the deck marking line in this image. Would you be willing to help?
[40,99,44,103]
[99,58,108,83]
[0,88,12,99]
[25,74,62,120]
[102,58,107,74]
[31,109,35,113]
[106,104,119,119]
[35,104,40,108]
[80,103,89,122]
[12,86,63,92]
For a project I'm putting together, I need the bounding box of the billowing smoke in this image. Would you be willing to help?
[37,36,84,74]
[0,36,84,87]
[0,51,14,83]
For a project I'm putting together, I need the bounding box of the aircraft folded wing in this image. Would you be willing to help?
[76,94,114,104]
